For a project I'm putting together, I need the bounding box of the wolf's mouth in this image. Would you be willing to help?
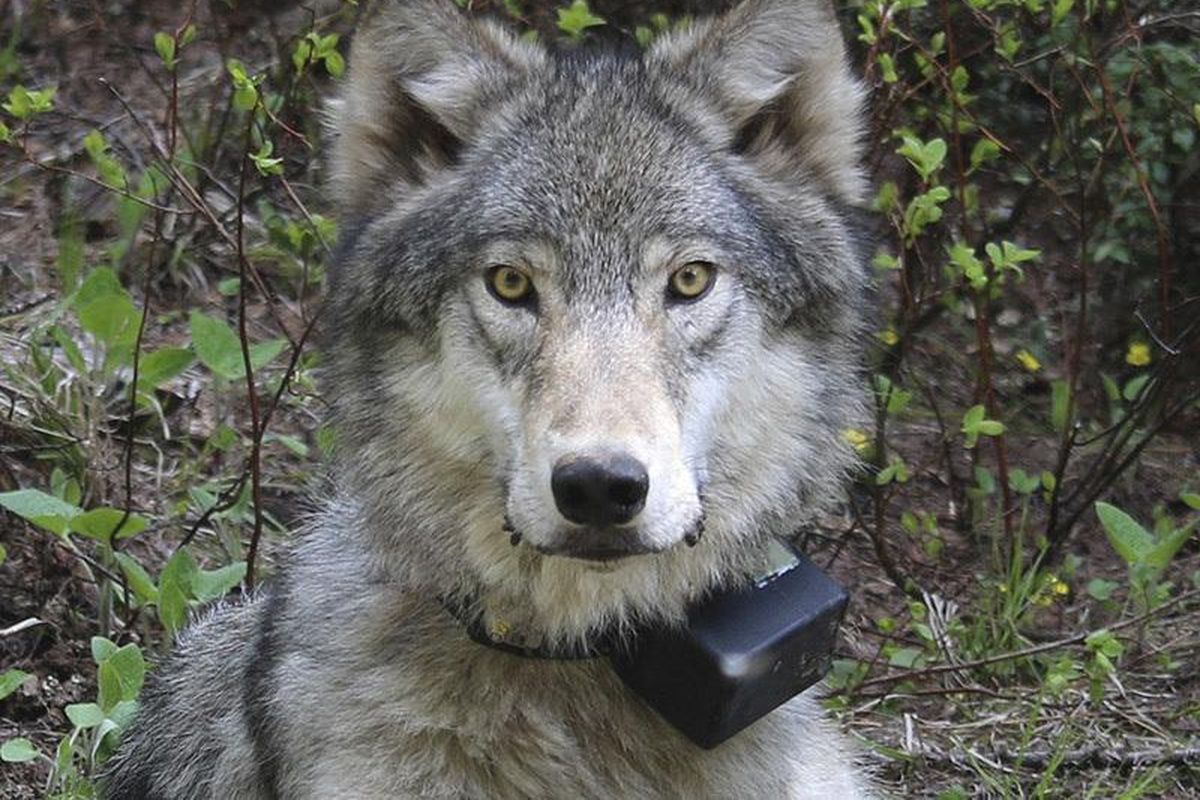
[534,542,661,563]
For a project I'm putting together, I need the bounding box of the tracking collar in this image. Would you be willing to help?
[442,541,849,749]
[440,596,611,660]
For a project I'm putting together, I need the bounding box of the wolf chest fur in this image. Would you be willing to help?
[102,0,875,796]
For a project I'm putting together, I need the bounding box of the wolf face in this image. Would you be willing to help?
[325,0,867,645]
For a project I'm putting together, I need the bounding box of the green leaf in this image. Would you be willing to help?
[556,0,605,38]
[158,549,199,634]
[1122,374,1150,402]
[977,420,1005,436]
[137,347,195,390]
[1,738,39,763]
[0,670,30,702]
[1181,492,1200,511]
[249,338,286,372]
[65,702,106,729]
[114,552,159,605]
[897,136,947,181]
[292,39,312,73]
[887,647,924,669]
[77,289,139,352]
[1144,520,1197,570]
[1086,578,1119,601]
[68,507,147,541]
[235,82,258,110]
[969,138,1001,171]
[192,562,247,602]
[91,636,119,665]
[1095,502,1154,566]
[0,488,81,536]
[97,644,145,712]
[267,432,309,457]
[3,85,55,119]
[189,311,245,380]
[153,32,176,70]
[324,49,345,78]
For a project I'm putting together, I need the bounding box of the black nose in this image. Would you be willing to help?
[551,454,649,526]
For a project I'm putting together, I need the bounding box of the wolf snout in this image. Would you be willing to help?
[551,453,649,526]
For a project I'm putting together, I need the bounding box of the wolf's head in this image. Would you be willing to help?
[325,0,867,644]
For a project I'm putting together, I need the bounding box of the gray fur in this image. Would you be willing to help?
[103,0,874,796]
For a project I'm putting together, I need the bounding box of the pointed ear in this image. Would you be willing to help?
[328,1,544,215]
[649,0,866,204]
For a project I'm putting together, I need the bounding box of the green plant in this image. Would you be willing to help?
[1094,501,1197,612]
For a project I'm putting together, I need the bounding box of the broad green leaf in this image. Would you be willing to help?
[97,644,145,712]
[192,561,247,602]
[1095,502,1154,566]
[1,738,38,763]
[114,552,159,605]
[65,702,106,729]
[108,699,139,732]
[190,311,244,379]
[159,549,199,634]
[77,291,139,351]
[887,647,924,669]
[1144,520,1197,570]
[91,636,118,665]
[0,489,81,535]
[68,508,147,541]
[153,32,176,70]
[1122,374,1150,402]
[977,420,1005,436]
[249,338,286,372]
[267,433,309,457]
[137,347,194,389]
[1181,493,1200,511]
[0,669,30,702]
[190,312,284,379]
[1086,578,1119,601]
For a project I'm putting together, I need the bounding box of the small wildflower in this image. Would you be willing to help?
[1015,349,1041,372]
[877,328,900,346]
[842,428,870,451]
[1053,579,1069,596]
[1125,342,1151,367]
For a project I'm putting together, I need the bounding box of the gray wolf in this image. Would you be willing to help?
[103,0,872,795]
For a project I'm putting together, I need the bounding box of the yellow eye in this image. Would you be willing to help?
[488,266,534,304]
[668,262,715,301]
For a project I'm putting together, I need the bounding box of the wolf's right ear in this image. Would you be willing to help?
[649,0,866,205]
[328,1,543,215]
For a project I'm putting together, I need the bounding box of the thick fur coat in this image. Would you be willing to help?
[103,0,874,796]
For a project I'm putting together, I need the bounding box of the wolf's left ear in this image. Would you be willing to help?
[328,0,543,215]
[649,0,866,205]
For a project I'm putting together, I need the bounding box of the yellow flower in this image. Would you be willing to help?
[1053,579,1069,596]
[1125,342,1151,367]
[842,428,870,451]
[877,328,900,346]
[1015,349,1041,372]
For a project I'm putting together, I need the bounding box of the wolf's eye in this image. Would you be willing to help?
[667,262,715,302]
[487,266,534,304]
